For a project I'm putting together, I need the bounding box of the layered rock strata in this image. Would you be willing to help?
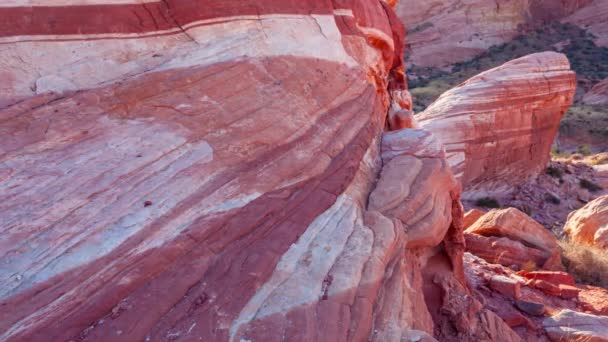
[418,52,576,198]
[583,77,608,105]
[394,0,605,68]
[394,0,531,68]
[464,208,562,271]
[0,1,516,341]
[562,0,608,48]
[465,253,608,341]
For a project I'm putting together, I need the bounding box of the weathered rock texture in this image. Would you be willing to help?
[595,163,608,189]
[394,0,531,68]
[418,52,576,198]
[463,209,485,229]
[562,0,608,48]
[394,0,603,68]
[465,253,608,341]
[0,1,517,341]
[543,310,608,341]
[564,195,608,248]
[583,77,608,105]
[465,208,562,270]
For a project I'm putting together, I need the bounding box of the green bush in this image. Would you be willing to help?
[475,197,500,208]
[546,166,563,179]
[579,179,603,192]
[550,147,571,159]
[578,144,592,156]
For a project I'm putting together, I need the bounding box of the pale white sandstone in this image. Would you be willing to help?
[1,14,362,107]
[543,310,608,341]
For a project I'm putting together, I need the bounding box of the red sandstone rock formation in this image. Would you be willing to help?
[543,310,608,341]
[394,0,531,68]
[0,1,519,341]
[595,163,608,189]
[564,195,608,248]
[418,52,576,198]
[394,0,603,68]
[583,77,608,105]
[463,209,485,229]
[466,209,559,253]
[529,0,594,23]
[464,208,562,271]
[465,253,608,341]
[562,0,608,48]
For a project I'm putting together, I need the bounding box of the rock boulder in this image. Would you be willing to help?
[543,310,608,341]
[418,52,576,197]
[465,208,562,270]
[564,195,608,248]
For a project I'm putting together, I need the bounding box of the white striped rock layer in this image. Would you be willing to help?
[418,52,576,198]
[0,0,521,341]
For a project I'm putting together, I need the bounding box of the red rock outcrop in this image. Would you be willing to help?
[564,195,608,248]
[465,253,608,341]
[543,310,608,341]
[529,0,594,23]
[464,208,562,271]
[583,77,608,105]
[0,1,519,341]
[562,0,608,48]
[394,0,531,68]
[466,209,559,253]
[463,209,485,229]
[595,163,608,189]
[394,0,602,68]
[418,52,576,198]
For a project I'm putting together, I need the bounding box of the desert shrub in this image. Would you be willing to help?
[475,197,500,208]
[410,22,434,34]
[578,144,592,156]
[579,179,603,192]
[560,239,608,287]
[550,147,571,159]
[546,166,563,179]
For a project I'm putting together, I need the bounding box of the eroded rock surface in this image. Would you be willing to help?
[465,253,608,341]
[394,0,531,68]
[583,77,608,105]
[564,195,608,248]
[394,0,603,68]
[465,208,561,270]
[418,52,576,198]
[543,310,608,341]
[466,208,559,253]
[0,1,519,341]
[562,0,608,48]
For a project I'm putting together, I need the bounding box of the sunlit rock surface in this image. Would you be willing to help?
[564,195,608,248]
[418,52,576,198]
[0,1,516,341]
